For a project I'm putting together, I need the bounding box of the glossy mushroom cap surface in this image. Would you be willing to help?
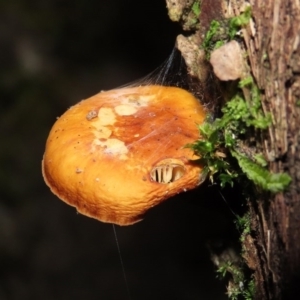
[42,85,206,225]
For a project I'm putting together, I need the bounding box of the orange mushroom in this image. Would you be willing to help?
[42,85,206,225]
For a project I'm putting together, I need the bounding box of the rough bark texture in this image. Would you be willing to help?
[241,1,300,299]
[167,0,300,299]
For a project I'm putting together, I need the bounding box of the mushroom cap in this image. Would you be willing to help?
[42,85,205,225]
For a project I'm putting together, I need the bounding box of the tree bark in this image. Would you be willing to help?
[167,0,300,299]
[241,1,300,299]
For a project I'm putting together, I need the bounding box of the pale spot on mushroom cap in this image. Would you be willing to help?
[120,94,154,107]
[93,138,128,157]
[96,107,116,125]
[93,126,112,139]
[114,104,137,116]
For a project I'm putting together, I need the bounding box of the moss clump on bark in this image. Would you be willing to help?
[186,77,291,192]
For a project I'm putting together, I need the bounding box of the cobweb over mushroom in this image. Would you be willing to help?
[122,47,218,114]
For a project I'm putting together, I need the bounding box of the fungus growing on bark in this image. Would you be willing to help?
[42,85,206,225]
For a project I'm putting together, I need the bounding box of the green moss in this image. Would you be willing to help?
[186,77,291,192]
[182,0,202,30]
[228,6,252,39]
[253,153,268,167]
[202,20,220,46]
[202,6,252,58]
[216,261,255,300]
[231,151,291,193]
[202,20,224,57]
[235,213,251,242]
[191,0,201,18]
[213,212,255,300]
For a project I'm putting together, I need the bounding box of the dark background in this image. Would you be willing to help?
[0,1,237,299]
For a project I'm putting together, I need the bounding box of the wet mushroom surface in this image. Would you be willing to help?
[42,85,206,225]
